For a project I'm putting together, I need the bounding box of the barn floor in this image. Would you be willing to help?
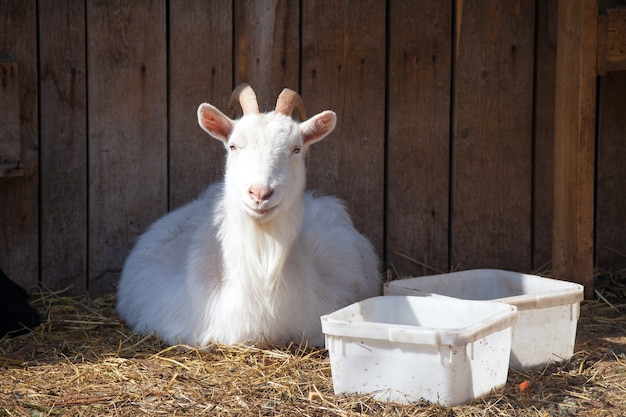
[1,271,625,417]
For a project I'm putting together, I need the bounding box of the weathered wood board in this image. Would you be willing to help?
[532,0,558,271]
[39,0,88,294]
[234,0,300,109]
[0,61,22,177]
[86,0,168,294]
[386,0,452,276]
[301,0,386,256]
[169,0,233,210]
[596,72,626,267]
[452,0,535,271]
[552,0,598,298]
[0,0,39,290]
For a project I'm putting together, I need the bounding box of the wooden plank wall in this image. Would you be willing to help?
[0,0,624,295]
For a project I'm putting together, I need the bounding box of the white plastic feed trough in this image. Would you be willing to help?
[384,269,584,369]
[321,295,517,406]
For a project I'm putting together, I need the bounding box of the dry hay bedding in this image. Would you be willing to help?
[1,272,626,416]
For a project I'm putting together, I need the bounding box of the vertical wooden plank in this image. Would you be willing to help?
[552,0,597,298]
[87,0,167,295]
[234,0,299,109]
[0,0,39,289]
[452,0,535,271]
[533,0,557,270]
[0,61,23,177]
[169,0,233,209]
[39,0,88,294]
[604,8,626,72]
[596,72,626,269]
[387,1,452,276]
[301,0,386,257]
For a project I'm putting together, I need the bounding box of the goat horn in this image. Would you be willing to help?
[228,83,259,118]
[275,88,307,121]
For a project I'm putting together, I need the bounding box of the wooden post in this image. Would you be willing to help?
[552,0,598,299]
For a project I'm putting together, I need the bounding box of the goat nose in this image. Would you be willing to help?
[248,185,274,203]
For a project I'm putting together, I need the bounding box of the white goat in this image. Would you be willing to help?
[116,84,380,347]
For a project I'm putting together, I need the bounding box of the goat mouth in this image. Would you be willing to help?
[246,204,277,218]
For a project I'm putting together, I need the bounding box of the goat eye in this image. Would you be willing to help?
[228,144,237,151]
[292,147,301,154]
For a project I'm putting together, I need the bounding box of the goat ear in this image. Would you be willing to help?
[197,103,234,142]
[300,110,337,146]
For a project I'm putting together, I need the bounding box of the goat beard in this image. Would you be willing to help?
[216,195,304,316]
